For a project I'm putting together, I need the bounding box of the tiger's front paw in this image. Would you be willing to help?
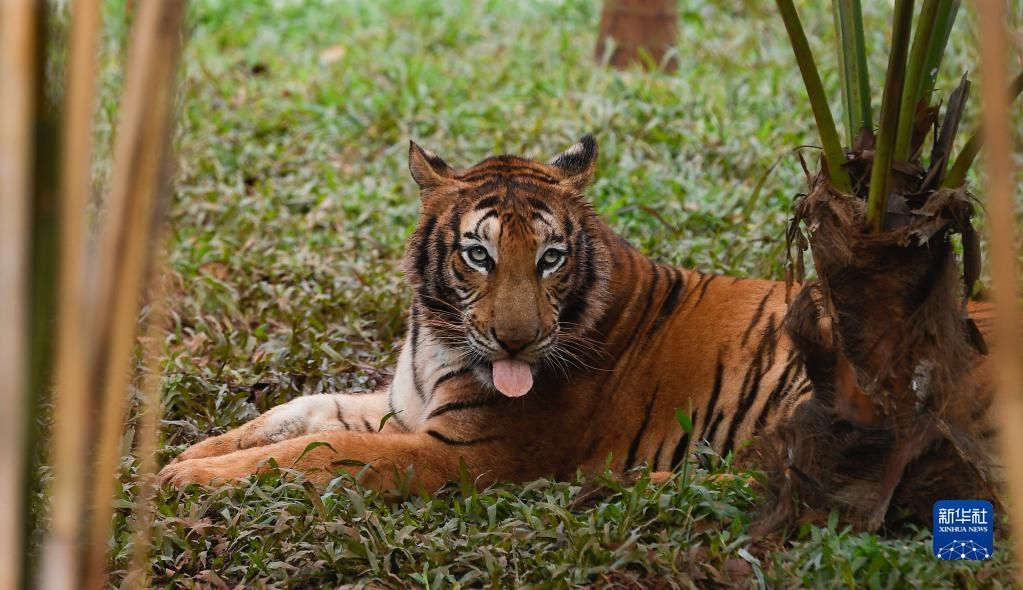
[157,453,258,488]
[169,431,247,465]
[157,459,220,488]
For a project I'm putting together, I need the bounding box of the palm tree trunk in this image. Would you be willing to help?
[596,0,679,71]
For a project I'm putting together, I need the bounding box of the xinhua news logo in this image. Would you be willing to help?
[933,500,994,560]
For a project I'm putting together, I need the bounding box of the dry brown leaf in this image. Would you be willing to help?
[319,45,347,65]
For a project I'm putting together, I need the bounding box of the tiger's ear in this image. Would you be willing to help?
[408,140,455,191]
[549,134,598,191]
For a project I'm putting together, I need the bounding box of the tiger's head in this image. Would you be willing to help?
[404,136,611,397]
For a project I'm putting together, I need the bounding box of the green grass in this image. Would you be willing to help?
[64,0,1023,586]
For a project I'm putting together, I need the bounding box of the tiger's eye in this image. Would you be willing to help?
[542,249,563,266]
[468,246,489,263]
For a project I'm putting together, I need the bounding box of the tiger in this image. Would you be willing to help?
[158,135,998,492]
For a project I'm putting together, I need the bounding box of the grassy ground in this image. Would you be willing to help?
[72,0,1023,586]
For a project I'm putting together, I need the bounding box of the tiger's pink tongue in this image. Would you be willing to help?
[492,359,533,397]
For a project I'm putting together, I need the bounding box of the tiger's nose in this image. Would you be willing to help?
[491,327,537,355]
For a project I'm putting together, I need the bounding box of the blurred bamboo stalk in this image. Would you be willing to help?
[0,1,39,589]
[82,0,186,587]
[38,0,104,587]
[975,0,1023,582]
[123,288,169,590]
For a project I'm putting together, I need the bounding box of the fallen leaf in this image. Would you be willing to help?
[320,45,347,65]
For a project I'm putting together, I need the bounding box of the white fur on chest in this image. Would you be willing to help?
[389,326,470,430]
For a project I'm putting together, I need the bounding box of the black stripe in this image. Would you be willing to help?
[385,384,410,431]
[433,367,472,391]
[651,437,665,470]
[470,155,533,167]
[427,209,461,306]
[465,183,505,201]
[413,216,438,281]
[428,396,501,419]
[426,429,499,446]
[419,284,455,318]
[670,409,698,469]
[722,323,776,455]
[504,177,563,193]
[472,195,501,211]
[526,196,553,213]
[410,309,426,402]
[693,275,717,307]
[608,257,659,357]
[473,210,499,234]
[334,399,352,430]
[559,230,597,326]
[462,168,559,184]
[462,173,560,188]
[454,289,477,303]
[753,350,802,430]
[677,270,703,308]
[704,410,725,449]
[761,314,779,368]
[447,205,464,244]
[527,196,552,212]
[362,418,374,432]
[625,384,660,470]
[698,352,726,441]
[741,286,777,346]
[645,267,685,343]
[796,379,814,396]
[581,436,602,464]
[642,260,662,319]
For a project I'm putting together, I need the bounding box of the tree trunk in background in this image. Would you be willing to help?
[596,0,679,72]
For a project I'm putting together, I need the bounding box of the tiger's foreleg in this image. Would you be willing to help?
[170,391,397,464]
[157,430,499,493]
